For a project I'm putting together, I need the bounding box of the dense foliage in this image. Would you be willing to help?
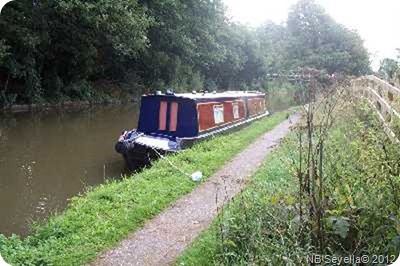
[0,0,370,107]
[178,99,400,265]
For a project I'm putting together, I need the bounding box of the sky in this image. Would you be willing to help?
[223,0,400,70]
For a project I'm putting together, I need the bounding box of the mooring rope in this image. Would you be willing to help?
[149,146,202,181]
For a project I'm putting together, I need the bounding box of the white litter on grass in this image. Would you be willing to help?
[0,253,11,266]
[150,147,203,182]
[190,171,203,182]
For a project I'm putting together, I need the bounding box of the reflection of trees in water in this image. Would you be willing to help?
[0,115,17,146]
[0,105,139,152]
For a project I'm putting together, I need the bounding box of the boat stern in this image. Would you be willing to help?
[115,130,181,170]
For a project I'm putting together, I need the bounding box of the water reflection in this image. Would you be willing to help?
[0,105,138,236]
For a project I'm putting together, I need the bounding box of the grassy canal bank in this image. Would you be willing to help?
[176,100,400,265]
[176,132,300,265]
[0,110,294,265]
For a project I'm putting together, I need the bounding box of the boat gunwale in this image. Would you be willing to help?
[118,111,270,153]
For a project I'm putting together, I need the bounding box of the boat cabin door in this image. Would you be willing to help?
[158,101,179,132]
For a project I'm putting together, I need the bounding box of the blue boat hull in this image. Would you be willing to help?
[115,111,269,170]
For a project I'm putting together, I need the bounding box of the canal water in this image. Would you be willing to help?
[0,104,139,236]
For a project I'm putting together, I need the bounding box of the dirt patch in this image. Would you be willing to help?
[93,114,301,266]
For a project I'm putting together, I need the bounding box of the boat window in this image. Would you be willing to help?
[169,102,178,132]
[213,105,224,124]
[159,101,167,130]
[233,102,240,119]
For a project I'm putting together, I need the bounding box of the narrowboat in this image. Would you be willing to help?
[115,91,269,169]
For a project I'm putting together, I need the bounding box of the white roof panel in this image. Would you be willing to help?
[164,91,264,100]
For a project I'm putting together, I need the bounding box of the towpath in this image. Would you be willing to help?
[93,113,301,266]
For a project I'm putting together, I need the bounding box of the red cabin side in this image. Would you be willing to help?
[247,98,266,117]
[197,99,253,132]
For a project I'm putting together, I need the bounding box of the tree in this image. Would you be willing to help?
[0,39,9,64]
[286,0,370,76]
[256,21,291,73]
[0,0,372,105]
[378,49,400,85]
[136,0,226,91]
[0,0,152,103]
[379,58,399,81]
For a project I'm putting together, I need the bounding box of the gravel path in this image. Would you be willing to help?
[93,113,300,266]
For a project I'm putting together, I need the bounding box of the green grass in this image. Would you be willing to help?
[0,110,294,266]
